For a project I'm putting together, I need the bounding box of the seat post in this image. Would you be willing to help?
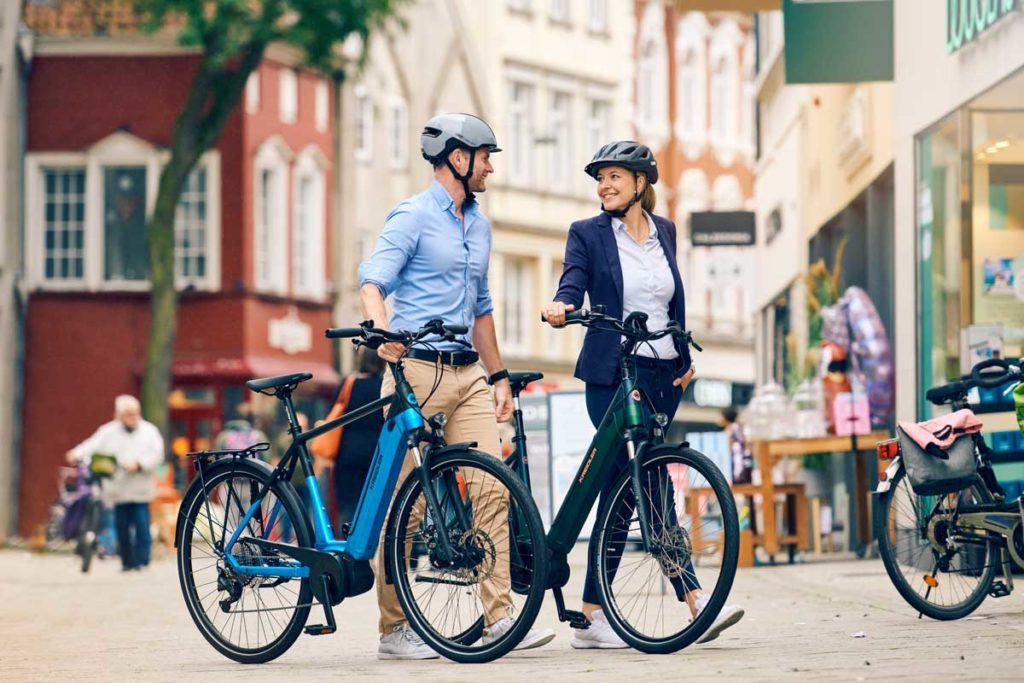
[281,391,302,436]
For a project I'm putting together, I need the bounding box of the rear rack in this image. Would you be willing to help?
[187,442,271,469]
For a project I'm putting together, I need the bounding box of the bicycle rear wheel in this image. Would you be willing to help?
[177,459,312,663]
[594,446,739,653]
[387,449,548,663]
[78,498,103,573]
[875,466,997,620]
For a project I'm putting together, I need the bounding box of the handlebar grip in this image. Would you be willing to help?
[691,338,703,353]
[443,324,469,335]
[325,328,364,339]
[972,357,1011,388]
[564,310,586,322]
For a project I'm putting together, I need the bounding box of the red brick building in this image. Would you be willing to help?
[17,21,339,534]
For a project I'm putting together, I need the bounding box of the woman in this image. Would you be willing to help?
[332,349,386,528]
[542,141,744,649]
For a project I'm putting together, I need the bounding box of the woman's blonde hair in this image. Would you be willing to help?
[638,172,656,213]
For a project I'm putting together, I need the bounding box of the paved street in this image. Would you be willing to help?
[2,545,1022,682]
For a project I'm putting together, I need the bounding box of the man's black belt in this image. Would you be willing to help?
[406,348,480,367]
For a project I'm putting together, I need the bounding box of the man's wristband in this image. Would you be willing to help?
[487,369,510,386]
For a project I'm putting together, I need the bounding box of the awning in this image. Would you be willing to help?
[171,355,341,387]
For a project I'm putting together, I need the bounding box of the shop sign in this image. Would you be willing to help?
[947,0,1020,53]
[268,306,312,355]
[783,0,894,83]
[690,211,756,246]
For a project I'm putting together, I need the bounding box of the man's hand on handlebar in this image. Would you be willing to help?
[377,342,407,363]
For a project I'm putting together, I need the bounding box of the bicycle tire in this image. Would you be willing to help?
[79,499,102,574]
[875,465,997,620]
[176,458,313,664]
[387,449,548,663]
[594,446,739,654]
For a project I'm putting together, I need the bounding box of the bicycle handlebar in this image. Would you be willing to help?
[325,319,470,349]
[970,357,1021,389]
[542,306,702,352]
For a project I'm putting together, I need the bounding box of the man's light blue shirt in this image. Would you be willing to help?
[358,180,494,350]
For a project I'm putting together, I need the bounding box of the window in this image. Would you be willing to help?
[710,19,742,164]
[508,0,531,12]
[103,166,148,281]
[43,168,86,282]
[175,167,208,285]
[635,3,668,146]
[254,138,290,294]
[550,0,569,23]
[587,0,608,33]
[501,255,533,353]
[279,69,298,124]
[585,99,611,158]
[27,132,221,291]
[292,148,327,299]
[549,91,572,192]
[388,97,409,170]
[712,174,743,211]
[675,13,709,158]
[245,71,261,114]
[509,81,535,186]
[315,81,329,133]
[355,84,374,162]
[742,36,756,156]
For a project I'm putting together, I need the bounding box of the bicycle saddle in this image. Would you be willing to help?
[508,371,544,396]
[246,372,313,394]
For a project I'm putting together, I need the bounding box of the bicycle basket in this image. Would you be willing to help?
[89,453,118,478]
[897,427,977,496]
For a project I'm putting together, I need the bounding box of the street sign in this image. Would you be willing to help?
[690,211,756,247]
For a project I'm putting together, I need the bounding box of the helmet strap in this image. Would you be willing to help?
[445,148,477,206]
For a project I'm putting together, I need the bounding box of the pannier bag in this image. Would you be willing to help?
[897,427,978,496]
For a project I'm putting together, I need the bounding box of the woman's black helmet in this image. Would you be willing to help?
[584,141,659,185]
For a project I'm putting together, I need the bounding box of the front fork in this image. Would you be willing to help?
[410,436,469,566]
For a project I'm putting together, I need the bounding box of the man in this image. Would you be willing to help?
[66,395,164,571]
[359,113,555,659]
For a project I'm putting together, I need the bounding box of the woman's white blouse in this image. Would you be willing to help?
[610,211,679,360]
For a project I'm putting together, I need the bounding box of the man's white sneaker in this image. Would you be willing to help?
[482,617,556,651]
[570,609,629,649]
[694,594,745,644]
[377,625,440,660]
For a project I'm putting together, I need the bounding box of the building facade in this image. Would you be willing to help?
[633,1,757,428]
[893,0,1024,476]
[16,7,339,535]
[334,0,635,386]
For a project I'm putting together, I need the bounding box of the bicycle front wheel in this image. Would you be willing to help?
[387,449,548,663]
[594,446,739,654]
[875,465,997,620]
[176,459,313,663]
[78,498,103,573]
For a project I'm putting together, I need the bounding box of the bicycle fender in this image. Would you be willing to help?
[875,457,902,495]
[426,442,479,456]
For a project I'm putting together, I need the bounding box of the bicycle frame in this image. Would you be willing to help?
[218,365,428,579]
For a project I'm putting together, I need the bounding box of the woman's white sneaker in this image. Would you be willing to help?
[377,625,440,660]
[694,594,745,644]
[482,617,556,650]
[570,609,629,649]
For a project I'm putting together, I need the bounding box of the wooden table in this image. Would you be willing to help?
[751,431,890,557]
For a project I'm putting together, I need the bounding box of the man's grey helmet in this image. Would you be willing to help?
[420,113,502,164]
[584,141,658,185]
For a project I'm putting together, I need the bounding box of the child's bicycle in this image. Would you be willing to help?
[874,356,1024,619]
[505,306,740,653]
[174,319,548,663]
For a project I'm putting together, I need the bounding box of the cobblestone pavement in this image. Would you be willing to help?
[2,546,1022,682]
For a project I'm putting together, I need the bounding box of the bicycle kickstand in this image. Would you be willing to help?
[304,575,338,636]
[552,587,590,630]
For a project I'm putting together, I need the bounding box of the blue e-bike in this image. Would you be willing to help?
[175,320,547,664]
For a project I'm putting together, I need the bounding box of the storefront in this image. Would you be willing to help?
[895,1,1024,470]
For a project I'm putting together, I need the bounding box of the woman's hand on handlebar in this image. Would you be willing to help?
[673,365,696,391]
[542,301,574,327]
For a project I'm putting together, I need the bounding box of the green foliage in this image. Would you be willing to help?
[134,0,404,73]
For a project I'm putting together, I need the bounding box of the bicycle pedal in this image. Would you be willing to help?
[561,609,590,630]
[988,581,1011,599]
[303,624,336,636]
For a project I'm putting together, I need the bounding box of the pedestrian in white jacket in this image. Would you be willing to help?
[66,395,164,571]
